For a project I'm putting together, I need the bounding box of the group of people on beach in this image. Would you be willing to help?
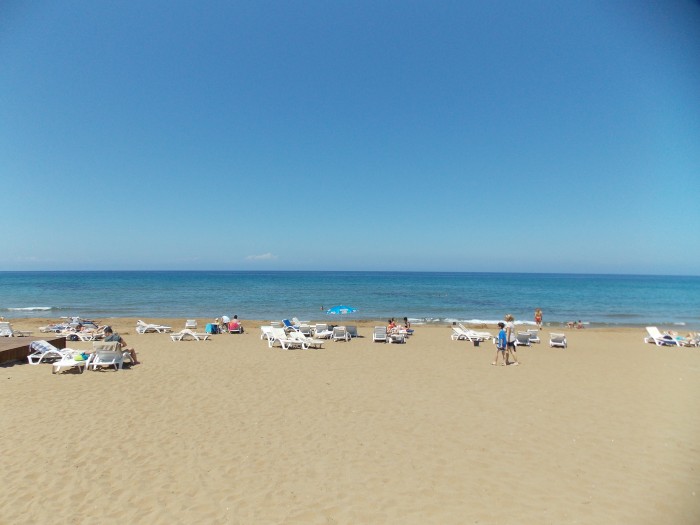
[215,315,244,333]
[493,314,520,366]
[490,308,546,366]
[387,317,413,335]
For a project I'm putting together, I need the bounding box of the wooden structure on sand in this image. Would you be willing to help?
[0,336,66,365]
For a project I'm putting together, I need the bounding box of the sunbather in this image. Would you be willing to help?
[104,326,140,365]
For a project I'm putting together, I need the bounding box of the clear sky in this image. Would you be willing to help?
[1,1,699,274]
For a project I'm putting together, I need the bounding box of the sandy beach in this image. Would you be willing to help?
[2,318,699,524]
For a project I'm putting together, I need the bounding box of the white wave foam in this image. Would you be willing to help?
[6,306,53,311]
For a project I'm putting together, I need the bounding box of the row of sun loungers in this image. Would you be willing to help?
[450,324,568,348]
[372,326,410,343]
[260,326,327,349]
[0,321,32,337]
[644,326,700,347]
[27,340,135,373]
[260,322,359,349]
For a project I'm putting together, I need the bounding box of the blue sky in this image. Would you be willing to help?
[1,1,699,274]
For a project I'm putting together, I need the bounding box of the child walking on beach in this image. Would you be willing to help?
[493,322,507,366]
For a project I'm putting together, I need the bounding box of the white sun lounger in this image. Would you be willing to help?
[388,328,406,344]
[549,333,567,348]
[170,329,212,341]
[0,321,32,337]
[644,326,682,346]
[260,325,274,344]
[373,326,388,342]
[88,350,124,371]
[527,329,541,343]
[313,324,333,339]
[515,332,532,346]
[332,326,350,342]
[269,327,305,350]
[288,331,325,349]
[52,353,92,374]
[27,340,77,365]
[458,323,493,340]
[136,320,173,334]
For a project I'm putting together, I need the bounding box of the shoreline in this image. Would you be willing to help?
[3,315,696,333]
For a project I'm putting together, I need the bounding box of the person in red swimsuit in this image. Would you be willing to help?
[534,308,543,330]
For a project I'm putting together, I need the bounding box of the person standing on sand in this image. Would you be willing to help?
[504,314,519,366]
[104,326,140,365]
[534,308,543,330]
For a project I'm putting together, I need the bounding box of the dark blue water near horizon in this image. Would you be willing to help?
[0,271,698,329]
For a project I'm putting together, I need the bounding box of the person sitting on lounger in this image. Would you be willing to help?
[229,315,244,333]
[104,326,140,365]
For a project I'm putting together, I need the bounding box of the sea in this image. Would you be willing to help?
[0,271,698,329]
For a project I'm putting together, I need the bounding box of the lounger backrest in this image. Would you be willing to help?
[29,340,58,354]
[289,332,307,342]
[272,327,287,340]
[646,327,662,338]
[93,341,120,352]
[516,332,531,344]
[93,350,123,366]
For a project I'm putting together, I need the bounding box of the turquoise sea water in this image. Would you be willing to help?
[0,271,698,328]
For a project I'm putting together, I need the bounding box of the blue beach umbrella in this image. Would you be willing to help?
[326,305,357,315]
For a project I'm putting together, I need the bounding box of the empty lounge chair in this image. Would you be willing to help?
[170,329,212,341]
[373,326,388,343]
[269,327,305,350]
[0,321,32,337]
[332,326,350,342]
[136,320,172,334]
[313,324,333,339]
[27,340,76,365]
[549,333,567,348]
[527,329,541,343]
[515,332,531,346]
